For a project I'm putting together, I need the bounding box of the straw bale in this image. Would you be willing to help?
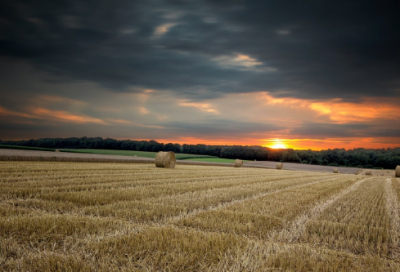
[333,168,338,173]
[396,165,400,178]
[55,149,60,152]
[155,151,176,168]
[276,163,283,170]
[234,159,243,168]
[365,171,372,175]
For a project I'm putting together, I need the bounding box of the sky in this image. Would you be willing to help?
[0,0,400,150]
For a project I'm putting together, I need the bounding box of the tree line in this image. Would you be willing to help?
[1,137,399,169]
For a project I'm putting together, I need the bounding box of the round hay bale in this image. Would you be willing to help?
[55,149,60,152]
[155,151,176,168]
[234,159,243,168]
[396,165,400,178]
[365,171,372,175]
[333,168,338,173]
[276,163,283,170]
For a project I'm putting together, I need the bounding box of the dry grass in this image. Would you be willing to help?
[302,178,391,256]
[1,161,399,271]
[0,155,152,163]
[177,176,357,238]
[213,241,400,272]
[0,214,131,245]
[273,177,368,243]
[385,178,400,259]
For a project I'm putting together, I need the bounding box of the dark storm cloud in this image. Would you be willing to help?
[0,116,282,140]
[0,121,56,140]
[1,0,400,100]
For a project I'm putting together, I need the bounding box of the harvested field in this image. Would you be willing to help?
[245,160,362,174]
[1,148,387,174]
[1,161,399,271]
[0,148,154,162]
[356,168,396,177]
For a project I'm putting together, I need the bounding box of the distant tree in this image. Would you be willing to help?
[2,137,400,169]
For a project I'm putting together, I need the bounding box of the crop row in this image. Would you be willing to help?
[302,178,391,256]
[1,162,397,271]
[177,176,358,238]
[0,170,318,198]
[2,225,399,272]
[1,174,338,224]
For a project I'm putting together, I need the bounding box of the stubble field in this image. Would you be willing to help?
[0,161,399,271]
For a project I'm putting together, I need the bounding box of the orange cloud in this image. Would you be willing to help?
[137,124,165,129]
[136,93,151,103]
[153,23,176,36]
[31,108,107,124]
[0,106,38,119]
[138,107,150,115]
[107,119,164,129]
[106,118,164,129]
[259,93,311,108]
[179,101,219,114]
[1,105,108,125]
[212,54,275,72]
[1,105,165,128]
[260,93,400,123]
[235,54,263,67]
[309,99,400,123]
[107,119,132,125]
[38,95,86,106]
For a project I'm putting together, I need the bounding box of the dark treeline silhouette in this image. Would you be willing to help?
[1,137,399,169]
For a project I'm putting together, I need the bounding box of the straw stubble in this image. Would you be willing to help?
[1,161,398,272]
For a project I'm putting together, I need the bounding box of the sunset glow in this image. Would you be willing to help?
[0,1,399,151]
[1,98,400,150]
[3,4,400,271]
[270,143,287,149]
[266,139,288,149]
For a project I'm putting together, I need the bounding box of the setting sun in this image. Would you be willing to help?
[270,142,287,149]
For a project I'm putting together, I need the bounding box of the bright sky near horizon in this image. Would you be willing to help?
[0,1,399,150]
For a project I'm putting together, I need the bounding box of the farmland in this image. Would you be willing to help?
[0,145,237,163]
[61,148,219,161]
[1,161,399,271]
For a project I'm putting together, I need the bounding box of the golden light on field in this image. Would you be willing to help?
[0,161,396,271]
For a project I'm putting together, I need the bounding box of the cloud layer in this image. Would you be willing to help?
[0,0,399,149]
